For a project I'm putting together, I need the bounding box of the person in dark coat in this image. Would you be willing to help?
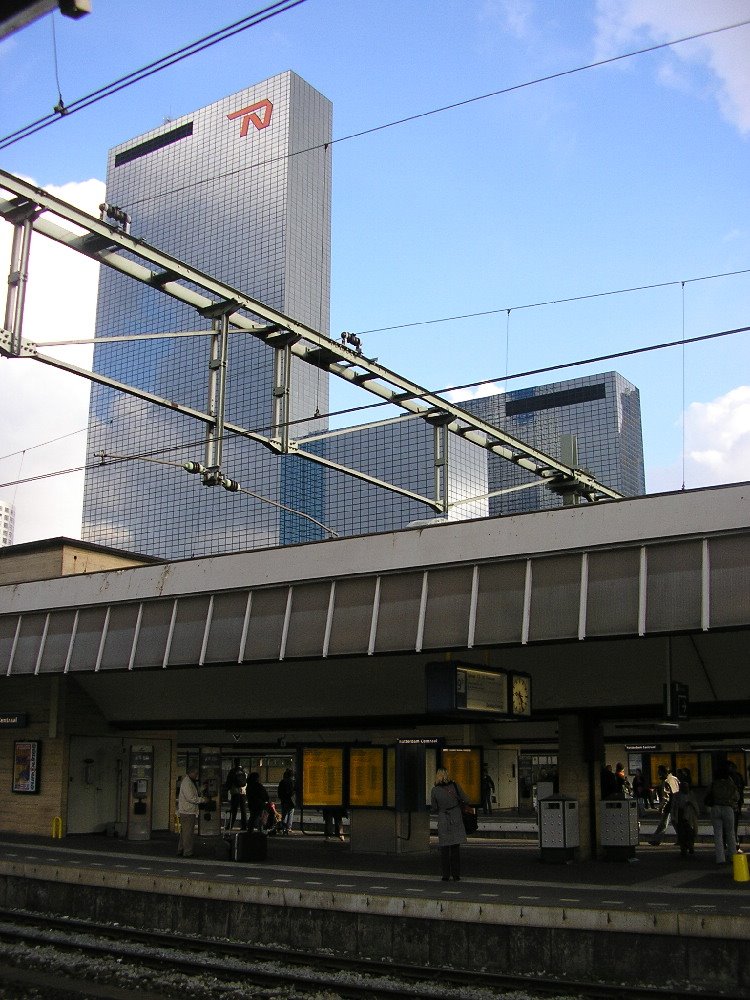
[277,768,296,835]
[225,758,248,830]
[246,771,269,832]
[673,780,699,857]
[430,767,468,881]
[481,765,496,816]
[728,760,746,851]
[707,762,739,864]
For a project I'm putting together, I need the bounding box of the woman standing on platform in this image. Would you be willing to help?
[431,767,468,881]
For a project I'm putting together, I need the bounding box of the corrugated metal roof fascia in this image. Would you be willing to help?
[0,484,748,617]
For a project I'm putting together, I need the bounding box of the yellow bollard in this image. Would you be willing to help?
[732,853,749,882]
[50,816,63,839]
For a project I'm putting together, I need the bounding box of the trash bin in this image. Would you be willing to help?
[538,794,579,863]
[600,798,639,861]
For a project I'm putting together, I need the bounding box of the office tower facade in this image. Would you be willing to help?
[82,73,332,559]
[0,499,14,547]
[461,371,645,516]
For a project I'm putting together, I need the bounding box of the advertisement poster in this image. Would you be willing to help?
[13,740,39,793]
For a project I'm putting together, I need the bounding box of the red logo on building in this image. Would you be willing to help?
[227,99,273,136]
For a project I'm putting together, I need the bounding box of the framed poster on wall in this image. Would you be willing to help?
[12,740,40,793]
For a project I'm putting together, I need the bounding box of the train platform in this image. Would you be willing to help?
[1,820,749,995]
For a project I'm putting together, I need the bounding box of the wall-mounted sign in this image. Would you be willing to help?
[12,740,39,793]
[427,662,508,716]
[0,714,27,728]
[302,747,344,807]
[349,747,385,807]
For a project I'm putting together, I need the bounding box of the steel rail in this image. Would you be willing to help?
[0,908,733,1000]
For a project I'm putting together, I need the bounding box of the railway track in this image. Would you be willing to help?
[0,908,737,1000]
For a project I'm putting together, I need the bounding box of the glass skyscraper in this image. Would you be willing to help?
[81,74,644,559]
[461,371,645,516]
[82,72,332,559]
[282,418,489,544]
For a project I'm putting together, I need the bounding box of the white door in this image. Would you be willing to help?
[67,737,125,834]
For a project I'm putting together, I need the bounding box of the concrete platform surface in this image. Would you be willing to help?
[1,825,749,923]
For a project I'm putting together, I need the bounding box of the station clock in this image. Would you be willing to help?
[509,672,532,717]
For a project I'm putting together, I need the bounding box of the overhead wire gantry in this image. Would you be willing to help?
[0,167,624,518]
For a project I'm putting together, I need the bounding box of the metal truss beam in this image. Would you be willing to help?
[0,169,624,505]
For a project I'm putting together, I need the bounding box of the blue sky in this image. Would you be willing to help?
[0,0,749,543]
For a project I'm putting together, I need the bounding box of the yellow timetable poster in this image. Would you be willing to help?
[302,747,344,806]
[349,747,385,807]
[441,747,481,803]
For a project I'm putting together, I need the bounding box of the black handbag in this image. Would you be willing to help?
[461,803,478,835]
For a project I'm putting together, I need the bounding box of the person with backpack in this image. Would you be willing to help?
[706,761,739,864]
[225,759,248,831]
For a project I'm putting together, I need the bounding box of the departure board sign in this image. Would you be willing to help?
[349,747,385,807]
[427,662,508,716]
[456,667,508,713]
[302,747,344,807]
[441,747,481,803]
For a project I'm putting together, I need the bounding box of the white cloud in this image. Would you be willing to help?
[595,0,750,134]
[0,177,104,544]
[446,381,505,404]
[685,385,750,482]
[647,384,750,492]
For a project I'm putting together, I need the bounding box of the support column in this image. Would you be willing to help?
[4,202,39,354]
[557,713,600,860]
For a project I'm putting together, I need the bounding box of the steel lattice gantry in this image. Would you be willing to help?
[0,167,624,514]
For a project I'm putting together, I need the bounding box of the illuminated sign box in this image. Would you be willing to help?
[301,747,344,807]
[427,662,508,715]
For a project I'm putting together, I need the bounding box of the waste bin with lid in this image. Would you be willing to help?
[600,798,638,861]
[538,794,579,863]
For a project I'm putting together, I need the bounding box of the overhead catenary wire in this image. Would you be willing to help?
[3,321,748,493]
[0,0,309,151]
[44,17,750,212]
[29,265,750,350]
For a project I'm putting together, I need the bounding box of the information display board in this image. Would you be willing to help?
[456,667,508,713]
[441,747,481,803]
[302,747,344,807]
[349,747,385,807]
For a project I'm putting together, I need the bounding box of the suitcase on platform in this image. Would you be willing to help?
[231,830,267,862]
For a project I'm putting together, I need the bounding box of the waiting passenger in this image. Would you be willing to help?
[649,766,680,845]
[278,768,296,835]
[705,762,739,864]
[177,766,203,858]
[246,771,269,832]
[481,765,496,816]
[728,761,746,852]
[430,767,469,881]
[225,758,248,831]
[672,780,699,857]
[322,806,347,841]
